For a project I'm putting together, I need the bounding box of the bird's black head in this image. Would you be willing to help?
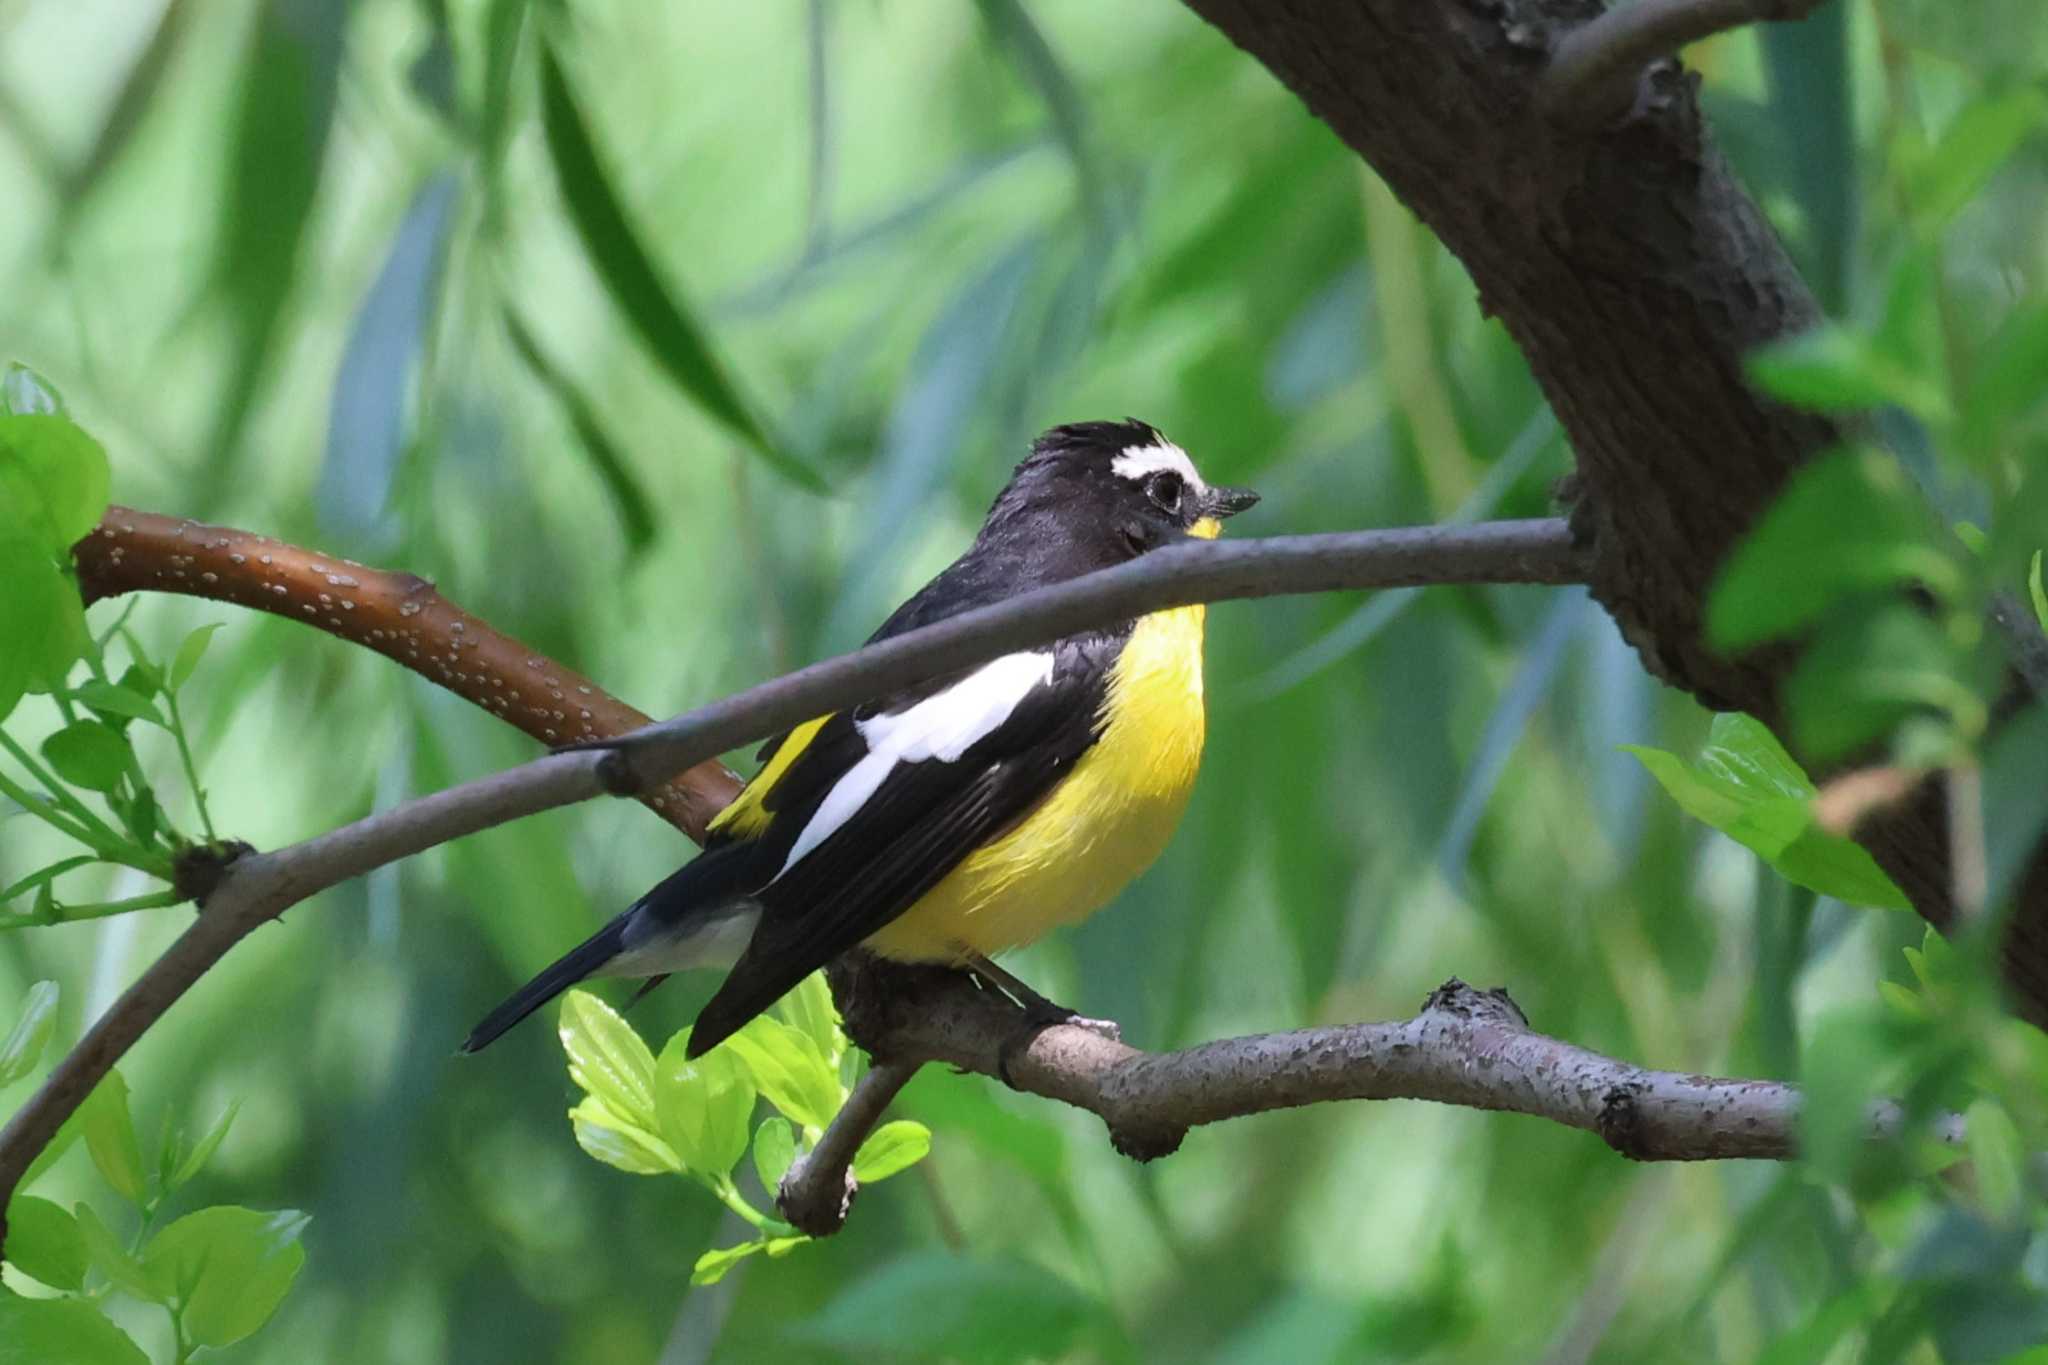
[978,420,1259,570]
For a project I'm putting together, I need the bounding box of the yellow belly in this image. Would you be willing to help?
[862,604,1208,962]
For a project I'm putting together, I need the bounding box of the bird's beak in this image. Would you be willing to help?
[1205,485,1260,519]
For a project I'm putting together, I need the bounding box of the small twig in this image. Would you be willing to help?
[776,1061,919,1236]
[1812,765,1927,837]
[73,506,743,838]
[1949,762,1988,920]
[831,960,1963,1165]
[1541,0,1834,129]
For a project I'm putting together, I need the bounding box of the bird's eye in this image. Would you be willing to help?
[1145,471,1184,514]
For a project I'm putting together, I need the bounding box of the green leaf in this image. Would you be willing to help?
[1903,85,2048,232]
[535,40,823,492]
[723,1015,845,1132]
[167,623,224,691]
[502,308,659,557]
[71,1203,156,1300]
[140,1206,308,1348]
[196,0,344,479]
[690,1239,768,1285]
[1784,602,1985,760]
[168,1098,242,1192]
[1964,1098,2024,1220]
[1624,715,1910,910]
[557,989,657,1128]
[0,533,90,717]
[1757,1283,1886,1365]
[1747,326,1897,412]
[40,721,135,795]
[0,1289,149,1365]
[851,1120,931,1184]
[773,971,843,1062]
[0,981,59,1086]
[752,1117,797,1194]
[1799,1005,1896,1184]
[69,681,162,728]
[0,413,111,552]
[653,1030,754,1178]
[78,1070,146,1204]
[566,1095,680,1175]
[793,1252,1098,1363]
[1877,978,1927,1020]
[113,786,159,851]
[1708,448,1965,650]
[49,0,194,236]
[1960,306,2048,458]
[3,1195,88,1290]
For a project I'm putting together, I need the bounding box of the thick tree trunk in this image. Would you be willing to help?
[1178,0,2047,1017]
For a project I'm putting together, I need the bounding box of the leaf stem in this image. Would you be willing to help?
[0,728,128,849]
[0,763,101,848]
[709,1175,797,1237]
[1,887,183,931]
[163,689,216,842]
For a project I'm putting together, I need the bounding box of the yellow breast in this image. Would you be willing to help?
[862,604,1209,962]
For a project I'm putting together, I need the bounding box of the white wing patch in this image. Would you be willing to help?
[1111,440,1207,494]
[774,650,1056,876]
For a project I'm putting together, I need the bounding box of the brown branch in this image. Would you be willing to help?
[74,506,742,839]
[1541,0,1836,129]
[1,515,1586,1239]
[776,1060,919,1237]
[830,958,1962,1167]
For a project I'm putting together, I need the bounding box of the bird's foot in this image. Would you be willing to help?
[957,948,1121,1086]
[995,1006,1122,1089]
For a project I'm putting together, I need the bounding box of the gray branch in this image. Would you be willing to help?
[0,519,1582,1229]
[593,519,1587,792]
[777,1061,918,1237]
[1542,0,1835,128]
[830,959,1962,1171]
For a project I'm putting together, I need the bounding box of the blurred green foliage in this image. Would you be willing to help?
[1,1,2045,1361]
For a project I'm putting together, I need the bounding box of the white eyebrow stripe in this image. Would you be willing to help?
[772,649,1056,877]
[1110,441,1207,494]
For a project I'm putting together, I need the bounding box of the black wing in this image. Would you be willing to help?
[684,627,1126,1056]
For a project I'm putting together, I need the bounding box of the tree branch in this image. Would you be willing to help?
[1,516,1584,1234]
[0,749,615,1219]
[73,506,743,839]
[828,959,1960,1166]
[593,518,1590,790]
[1173,0,2048,1024]
[1542,0,1836,129]
[776,1061,919,1237]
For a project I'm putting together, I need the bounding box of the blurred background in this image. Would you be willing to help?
[2,1,2043,1361]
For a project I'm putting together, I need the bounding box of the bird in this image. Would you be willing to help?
[462,419,1258,1060]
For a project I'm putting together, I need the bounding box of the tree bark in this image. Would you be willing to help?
[1177,0,2048,1019]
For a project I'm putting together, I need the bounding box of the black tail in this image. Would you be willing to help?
[463,842,767,1054]
[461,916,629,1054]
